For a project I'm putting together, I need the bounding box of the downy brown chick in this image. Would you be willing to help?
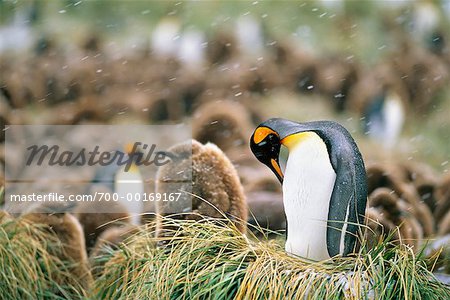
[89,224,139,278]
[434,173,450,225]
[367,188,423,248]
[366,163,434,236]
[156,140,248,236]
[73,188,131,254]
[192,100,255,152]
[21,211,92,290]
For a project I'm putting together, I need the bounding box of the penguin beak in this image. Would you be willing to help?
[270,157,284,183]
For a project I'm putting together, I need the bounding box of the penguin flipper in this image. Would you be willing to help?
[326,165,360,257]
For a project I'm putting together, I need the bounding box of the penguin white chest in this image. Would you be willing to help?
[115,166,144,225]
[383,95,404,149]
[283,133,336,261]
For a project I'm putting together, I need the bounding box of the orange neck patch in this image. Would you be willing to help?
[281,131,316,149]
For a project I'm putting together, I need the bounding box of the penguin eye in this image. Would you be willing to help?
[279,144,288,174]
[258,140,268,146]
[265,133,280,144]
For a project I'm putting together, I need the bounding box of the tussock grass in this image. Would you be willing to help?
[94,217,450,300]
[0,215,87,299]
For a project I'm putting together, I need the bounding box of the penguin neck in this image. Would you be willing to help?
[282,132,336,261]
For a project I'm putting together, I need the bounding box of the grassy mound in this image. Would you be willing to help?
[0,213,87,300]
[94,218,450,300]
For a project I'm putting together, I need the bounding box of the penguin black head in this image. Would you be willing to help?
[250,125,283,183]
[250,118,317,183]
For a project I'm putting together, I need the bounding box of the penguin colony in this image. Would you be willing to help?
[1,0,450,295]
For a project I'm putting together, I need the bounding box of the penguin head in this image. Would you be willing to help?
[250,118,309,183]
[250,125,283,183]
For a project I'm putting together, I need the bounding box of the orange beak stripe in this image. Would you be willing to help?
[271,158,284,179]
[253,127,278,144]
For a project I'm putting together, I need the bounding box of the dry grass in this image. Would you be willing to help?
[0,214,88,299]
[94,217,450,300]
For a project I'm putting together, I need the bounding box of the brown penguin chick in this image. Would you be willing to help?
[225,145,259,168]
[267,37,319,93]
[388,38,449,113]
[0,94,12,142]
[105,78,186,124]
[237,157,282,194]
[242,60,282,95]
[366,162,416,196]
[393,181,434,238]
[73,194,131,254]
[365,207,399,249]
[90,224,140,258]
[89,224,140,278]
[21,199,77,216]
[345,66,382,116]
[369,188,424,248]
[74,202,130,253]
[437,210,450,236]
[156,140,248,236]
[400,161,440,213]
[434,173,450,224]
[314,55,361,112]
[238,163,284,235]
[148,85,186,123]
[346,62,409,117]
[244,173,282,194]
[7,53,68,108]
[246,191,285,234]
[172,68,206,115]
[366,163,434,237]
[206,29,238,65]
[21,212,92,290]
[82,33,103,53]
[71,96,110,124]
[38,96,108,125]
[196,89,264,125]
[396,200,424,247]
[0,90,23,130]
[1,63,39,108]
[192,100,255,152]
[225,146,280,194]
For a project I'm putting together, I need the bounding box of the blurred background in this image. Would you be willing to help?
[1,1,450,249]
[1,0,449,169]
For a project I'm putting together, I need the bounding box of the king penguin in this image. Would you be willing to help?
[114,143,144,225]
[363,87,405,149]
[250,118,367,261]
